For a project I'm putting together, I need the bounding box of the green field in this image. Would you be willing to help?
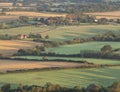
[0,25,120,41]
[13,56,120,65]
[0,67,119,87]
[47,42,120,54]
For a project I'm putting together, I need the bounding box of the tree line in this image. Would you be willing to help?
[0,81,120,92]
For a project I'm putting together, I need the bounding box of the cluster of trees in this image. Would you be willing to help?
[28,33,50,40]
[39,13,113,26]
[0,82,120,92]
[0,34,12,40]
[80,45,120,59]
[14,46,46,56]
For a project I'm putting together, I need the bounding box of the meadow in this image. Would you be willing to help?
[47,42,120,54]
[0,67,119,87]
[13,56,120,65]
[0,25,120,41]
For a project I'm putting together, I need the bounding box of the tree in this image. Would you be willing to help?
[19,16,29,22]
[0,23,8,29]
[101,45,112,54]
[109,82,120,92]
[45,35,50,39]
[86,84,101,92]
[1,84,11,92]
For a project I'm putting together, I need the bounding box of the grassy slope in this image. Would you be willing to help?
[13,56,120,65]
[0,67,119,87]
[0,25,120,41]
[47,42,120,54]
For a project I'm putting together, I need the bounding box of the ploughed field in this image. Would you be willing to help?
[0,25,120,41]
[0,40,42,56]
[0,67,119,87]
[0,59,88,72]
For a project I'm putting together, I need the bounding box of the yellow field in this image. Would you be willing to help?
[6,11,66,17]
[0,40,42,56]
[0,3,12,7]
[0,60,87,72]
[86,11,120,19]
[0,16,18,22]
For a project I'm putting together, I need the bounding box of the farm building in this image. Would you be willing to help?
[16,34,27,40]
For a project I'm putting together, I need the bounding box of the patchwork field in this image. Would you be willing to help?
[0,67,119,87]
[0,25,120,41]
[47,42,120,54]
[86,11,120,19]
[13,56,120,65]
[6,11,66,17]
[0,40,42,56]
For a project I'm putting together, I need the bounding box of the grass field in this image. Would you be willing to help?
[13,56,120,65]
[0,67,119,87]
[0,40,42,56]
[6,11,66,17]
[0,25,120,41]
[47,42,120,54]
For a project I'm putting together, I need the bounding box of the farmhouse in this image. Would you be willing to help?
[16,34,27,40]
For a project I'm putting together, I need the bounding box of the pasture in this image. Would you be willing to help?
[0,67,119,87]
[0,25,120,41]
[13,56,120,65]
[47,42,120,54]
[0,40,42,56]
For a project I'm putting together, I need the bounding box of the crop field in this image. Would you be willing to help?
[86,11,120,19]
[0,25,120,41]
[0,3,12,7]
[47,42,120,54]
[6,11,66,17]
[0,40,42,56]
[0,16,18,22]
[0,67,119,87]
[13,56,120,65]
[0,60,86,72]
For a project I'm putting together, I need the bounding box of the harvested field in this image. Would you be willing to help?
[6,11,66,17]
[0,3,12,7]
[86,11,120,19]
[0,16,18,22]
[0,59,88,72]
[0,40,42,56]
